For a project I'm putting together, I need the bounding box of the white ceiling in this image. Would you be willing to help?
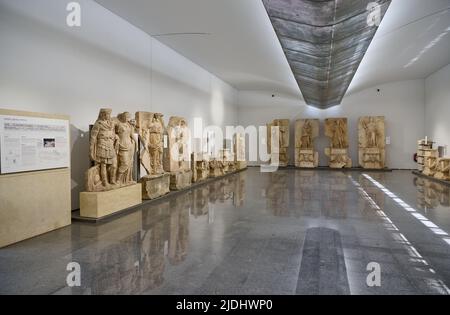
[95,0,450,100]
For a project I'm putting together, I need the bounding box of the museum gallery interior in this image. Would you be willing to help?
[1,0,450,296]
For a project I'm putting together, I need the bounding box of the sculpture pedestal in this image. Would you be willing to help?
[169,170,192,190]
[433,158,450,181]
[209,168,224,178]
[325,148,352,169]
[423,167,436,177]
[361,148,383,169]
[236,161,247,170]
[80,183,142,219]
[196,168,209,182]
[434,172,450,181]
[227,162,237,173]
[140,173,170,200]
[296,149,319,168]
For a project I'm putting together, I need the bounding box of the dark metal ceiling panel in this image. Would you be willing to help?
[263,0,391,108]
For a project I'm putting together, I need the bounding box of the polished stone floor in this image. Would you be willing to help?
[1,168,450,295]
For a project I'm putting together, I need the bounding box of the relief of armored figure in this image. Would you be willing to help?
[88,108,118,190]
[86,109,137,192]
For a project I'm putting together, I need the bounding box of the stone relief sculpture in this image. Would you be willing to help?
[295,119,319,168]
[434,158,450,181]
[358,116,386,169]
[267,119,290,167]
[136,112,170,199]
[191,152,209,183]
[86,109,137,192]
[423,156,438,177]
[234,132,247,170]
[115,112,137,185]
[163,116,192,190]
[324,118,352,168]
[220,148,236,173]
[209,158,225,178]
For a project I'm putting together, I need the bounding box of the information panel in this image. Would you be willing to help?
[0,115,70,174]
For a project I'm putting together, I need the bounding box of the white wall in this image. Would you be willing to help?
[425,63,450,155]
[238,80,425,169]
[0,0,238,210]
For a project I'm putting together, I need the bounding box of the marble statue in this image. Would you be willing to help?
[267,119,290,167]
[358,116,386,169]
[115,112,137,185]
[434,158,450,181]
[209,158,225,178]
[163,116,192,190]
[136,112,170,199]
[191,152,209,183]
[86,109,137,192]
[324,118,352,168]
[234,132,247,170]
[220,148,236,173]
[295,119,319,168]
[423,156,438,177]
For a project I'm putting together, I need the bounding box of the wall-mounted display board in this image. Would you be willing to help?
[0,109,71,248]
[0,114,70,174]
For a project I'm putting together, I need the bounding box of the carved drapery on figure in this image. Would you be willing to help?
[163,116,192,190]
[267,119,290,167]
[209,158,225,178]
[192,152,209,183]
[324,118,351,168]
[358,116,386,169]
[295,119,319,168]
[423,156,438,177]
[234,132,247,170]
[136,112,165,176]
[135,112,171,199]
[331,119,348,149]
[86,109,136,192]
[435,158,450,181]
[115,112,137,185]
[164,116,190,173]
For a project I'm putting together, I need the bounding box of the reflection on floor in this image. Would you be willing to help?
[1,168,450,295]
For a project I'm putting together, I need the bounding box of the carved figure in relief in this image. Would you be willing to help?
[88,108,118,190]
[295,119,319,168]
[435,159,450,181]
[115,112,137,185]
[332,119,347,149]
[166,117,190,171]
[142,113,164,175]
[358,116,386,169]
[324,118,351,168]
[300,120,312,149]
[423,156,438,176]
[362,117,379,148]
